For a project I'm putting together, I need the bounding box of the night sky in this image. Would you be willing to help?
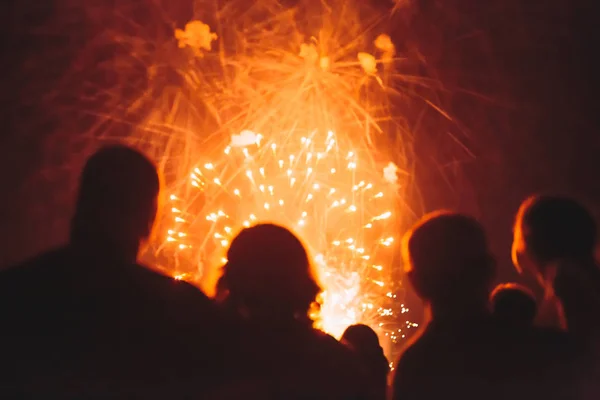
[1,0,598,309]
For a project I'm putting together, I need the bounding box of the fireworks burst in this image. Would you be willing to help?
[167,128,401,339]
[149,0,425,348]
[69,0,443,352]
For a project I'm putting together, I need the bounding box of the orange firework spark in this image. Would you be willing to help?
[167,128,400,338]
[148,0,426,346]
[70,0,440,351]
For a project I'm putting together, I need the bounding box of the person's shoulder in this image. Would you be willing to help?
[3,247,68,271]
[527,326,575,348]
[127,264,227,345]
[391,331,434,400]
[0,248,72,316]
[394,335,423,373]
[312,328,343,346]
[304,328,360,366]
[308,329,369,396]
[511,326,582,371]
[519,327,585,394]
[132,263,211,300]
[396,324,433,362]
[392,325,437,387]
[311,328,359,359]
[0,247,69,284]
[129,263,220,318]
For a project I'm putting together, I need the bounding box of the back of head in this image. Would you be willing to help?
[72,145,161,255]
[219,223,321,322]
[341,324,389,397]
[515,196,600,341]
[341,324,382,355]
[341,324,388,369]
[514,195,597,272]
[490,283,537,327]
[402,211,495,307]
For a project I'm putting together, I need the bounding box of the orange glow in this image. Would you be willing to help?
[122,0,430,346]
[167,129,399,339]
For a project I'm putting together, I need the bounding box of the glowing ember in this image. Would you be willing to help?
[146,0,422,347]
[166,129,398,338]
[79,0,442,353]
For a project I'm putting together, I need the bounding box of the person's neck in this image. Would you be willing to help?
[548,257,599,294]
[549,257,600,335]
[571,257,598,275]
[69,228,139,265]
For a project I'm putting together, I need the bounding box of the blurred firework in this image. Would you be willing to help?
[166,128,403,340]
[66,0,443,352]
[150,0,426,347]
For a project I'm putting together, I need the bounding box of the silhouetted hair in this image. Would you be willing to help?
[219,223,322,318]
[402,211,495,303]
[72,145,160,242]
[341,324,389,398]
[490,283,537,326]
[341,324,385,359]
[515,195,596,265]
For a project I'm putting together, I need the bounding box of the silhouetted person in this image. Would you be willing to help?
[513,195,600,340]
[490,283,537,328]
[0,145,224,398]
[211,223,366,399]
[513,195,600,397]
[341,324,389,400]
[392,211,579,400]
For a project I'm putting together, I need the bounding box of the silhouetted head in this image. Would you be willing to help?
[71,145,161,261]
[490,283,537,327]
[218,223,321,323]
[402,211,495,310]
[512,195,597,278]
[341,324,384,357]
[341,324,389,391]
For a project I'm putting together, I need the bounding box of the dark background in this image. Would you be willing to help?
[1,1,598,332]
